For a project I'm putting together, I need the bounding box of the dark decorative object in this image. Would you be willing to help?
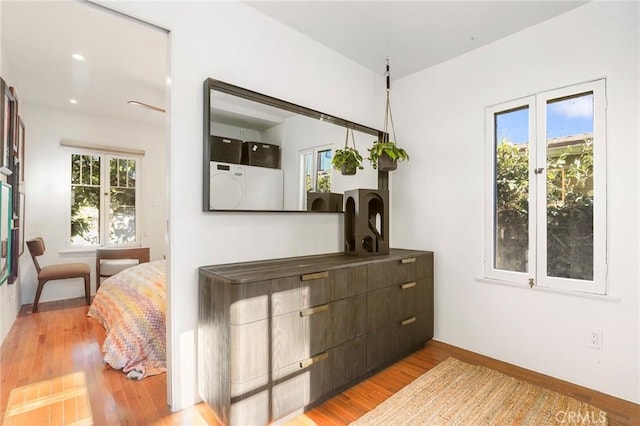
[307,192,343,212]
[241,141,280,168]
[332,128,364,175]
[210,135,242,164]
[368,59,409,171]
[343,188,389,256]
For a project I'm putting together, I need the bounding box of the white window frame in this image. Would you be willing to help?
[66,149,142,249]
[484,79,607,295]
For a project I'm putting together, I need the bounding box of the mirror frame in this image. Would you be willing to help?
[203,78,388,212]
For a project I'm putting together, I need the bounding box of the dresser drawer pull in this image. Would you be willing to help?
[400,257,416,264]
[400,281,417,290]
[299,351,329,369]
[301,271,329,281]
[300,304,329,317]
[400,316,417,326]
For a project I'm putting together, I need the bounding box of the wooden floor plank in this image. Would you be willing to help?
[1,297,638,425]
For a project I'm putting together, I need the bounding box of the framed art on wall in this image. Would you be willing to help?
[18,117,25,183]
[0,182,12,285]
[19,192,25,256]
[0,79,15,176]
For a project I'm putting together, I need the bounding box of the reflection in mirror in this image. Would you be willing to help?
[203,79,383,212]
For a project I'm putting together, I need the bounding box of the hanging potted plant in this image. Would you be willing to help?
[368,140,409,171]
[332,128,364,175]
[368,58,409,172]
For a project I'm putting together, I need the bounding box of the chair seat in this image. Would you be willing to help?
[39,263,90,281]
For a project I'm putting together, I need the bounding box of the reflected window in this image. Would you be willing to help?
[298,145,332,208]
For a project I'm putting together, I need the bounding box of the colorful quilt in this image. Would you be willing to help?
[88,260,166,379]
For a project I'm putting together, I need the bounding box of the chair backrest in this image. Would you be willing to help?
[26,237,45,273]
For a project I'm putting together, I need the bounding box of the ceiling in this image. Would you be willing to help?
[1,1,167,126]
[245,1,587,79]
[0,1,586,125]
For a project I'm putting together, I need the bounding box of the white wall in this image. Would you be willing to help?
[102,0,382,411]
[391,2,639,403]
[0,18,24,343]
[19,103,167,305]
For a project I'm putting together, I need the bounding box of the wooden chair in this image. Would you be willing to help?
[26,237,91,313]
[96,247,150,291]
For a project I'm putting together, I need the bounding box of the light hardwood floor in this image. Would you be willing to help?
[1,297,638,425]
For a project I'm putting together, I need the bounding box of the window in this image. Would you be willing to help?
[298,145,332,209]
[485,80,606,294]
[69,151,140,248]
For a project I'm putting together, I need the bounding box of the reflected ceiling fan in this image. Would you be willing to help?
[127,100,165,113]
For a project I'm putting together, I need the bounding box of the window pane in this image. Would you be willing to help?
[91,156,100,185]
[494,107,529,273]
[109,158,137,245]
[71,154,81,184]
[110,188,136,244]
[316,149,332,192]
[303,153,312,193]
[71,155,101,246]
[71,186,100,246]
[546,93,594,280]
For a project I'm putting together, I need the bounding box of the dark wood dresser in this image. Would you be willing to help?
[198,249,434,425]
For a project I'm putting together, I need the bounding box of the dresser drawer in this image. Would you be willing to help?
[229,280,271,325]
[271,294,366,372]
[228,336,367,426]
[230,294,366,385]
[366,311,432,372]
[271,265,367,317]
[230,318,270,385]
[367,278,431,333]
[367,253,432,292]
[272,336,367,419]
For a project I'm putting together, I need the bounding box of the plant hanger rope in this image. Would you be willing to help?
[344,126,357,150]
[383,58,397,143]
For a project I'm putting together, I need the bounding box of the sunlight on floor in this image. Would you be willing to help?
[3,371,92,425]
[283,413,318,426]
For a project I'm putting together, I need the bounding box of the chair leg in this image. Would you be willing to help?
[32,279,47,313]
[84,274,90,306]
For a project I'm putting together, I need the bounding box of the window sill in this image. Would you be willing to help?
[475,276,621,302]
[59,248,98,257]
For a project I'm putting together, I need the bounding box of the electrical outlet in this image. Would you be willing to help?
[586,327,603,349]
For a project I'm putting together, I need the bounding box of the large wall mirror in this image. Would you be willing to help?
[203,79,386,212]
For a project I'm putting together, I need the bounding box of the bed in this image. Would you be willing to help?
[88,259,166,379]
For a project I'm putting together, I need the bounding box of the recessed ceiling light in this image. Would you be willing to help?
[72,53,85,61]
[70,99,78,104]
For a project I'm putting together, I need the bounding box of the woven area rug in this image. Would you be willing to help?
[351,357,608,425]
